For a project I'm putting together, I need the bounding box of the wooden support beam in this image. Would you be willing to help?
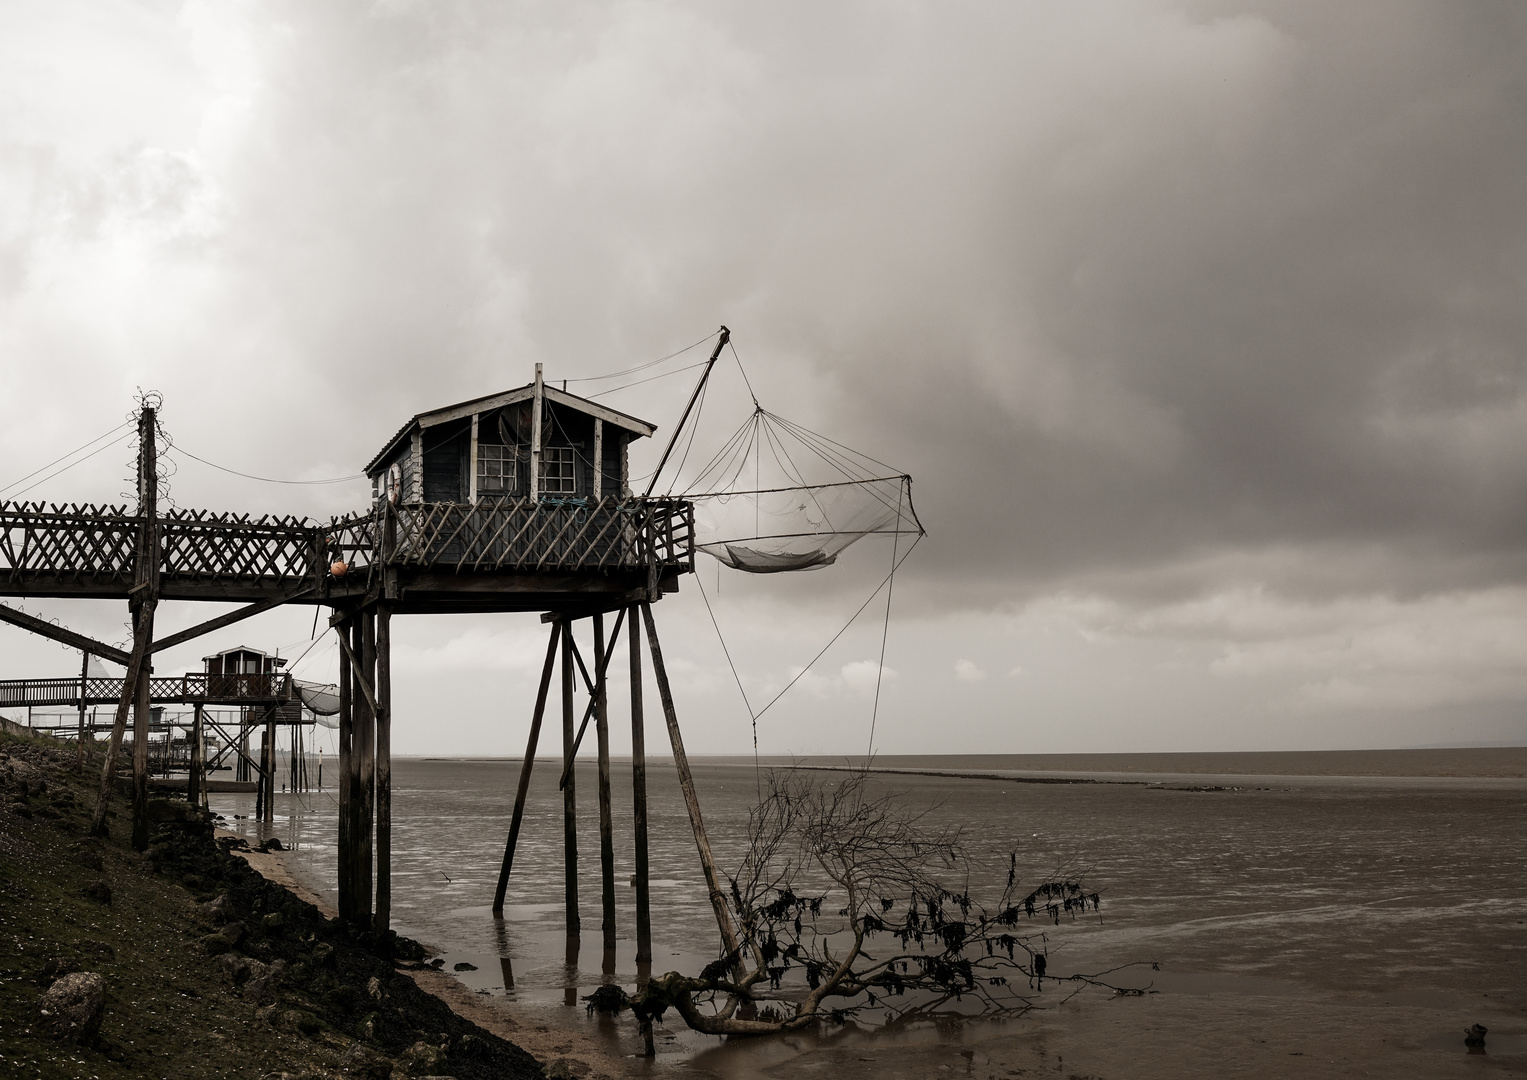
[336,627,383,718]
[75,650,89,769]
[336,616,354,923]
[357,613,376,925]
[92,600,154,837]
[149,588,313,655]
[255,728,267,820]
[493,620,561,914]
[262,705,276,823]
[558,607,626,789]
[594,612,617,957]
[629,603,651,967]
[561,619,579,937]
[0,604,130,667]
[641,602,743,976]
[375,604,392,934]
[131,621,153,850]
[188,704,204,808]
[129,402,159,853]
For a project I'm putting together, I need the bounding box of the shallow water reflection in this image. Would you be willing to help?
[214,752,1527,1078]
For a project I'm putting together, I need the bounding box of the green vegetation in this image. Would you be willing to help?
[0,730,543,1080]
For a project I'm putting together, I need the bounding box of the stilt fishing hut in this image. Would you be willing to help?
[0,327,923,974]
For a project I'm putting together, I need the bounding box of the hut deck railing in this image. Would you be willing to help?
[0,672,296,708]
[0,497,693,594]
[385,497,693,573]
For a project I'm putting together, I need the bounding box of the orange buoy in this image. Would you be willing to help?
[330,560,348,577]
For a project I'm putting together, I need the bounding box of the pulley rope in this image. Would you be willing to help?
[866,479,904,760]
[695,530,923,742]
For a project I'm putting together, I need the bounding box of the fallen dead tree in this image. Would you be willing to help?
[589,768,1150,1048]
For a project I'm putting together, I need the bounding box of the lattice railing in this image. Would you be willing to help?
[0,496,692,593]
[160,510,324,586]
[386,497,694,573]
[0,502,138,588]
[0,672,294,708]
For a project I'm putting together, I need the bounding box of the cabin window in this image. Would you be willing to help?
[541,447,577,494]
[478,443,516,494]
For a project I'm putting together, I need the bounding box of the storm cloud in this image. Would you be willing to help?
[2,1,1524,752]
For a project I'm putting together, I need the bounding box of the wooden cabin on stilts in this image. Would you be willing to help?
[0,326,902,997]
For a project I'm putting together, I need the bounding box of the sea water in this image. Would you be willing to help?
[214,750,1527,1078]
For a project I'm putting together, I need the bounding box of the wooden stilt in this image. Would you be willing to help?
[128,403,159,853]
[594,612,617,957]
[130,634,153,851]
[188,704,203,808]
[358,612,376,924]
[641,603,742,972]
[90,601,153,838]
[336,616,354,923]
[629,603,651,967]
[375,603,392,934]
[263,706,277,823]
[255,729,268,821]
[76,650,89,768]
[561,619,580,938]
[493,621,561,914]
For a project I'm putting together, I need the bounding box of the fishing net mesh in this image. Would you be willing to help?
[679,410,922,573]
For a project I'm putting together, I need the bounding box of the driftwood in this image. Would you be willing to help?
[591,769,1150,1043]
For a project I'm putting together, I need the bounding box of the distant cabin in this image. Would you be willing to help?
[202,646,287,676]
[363,365,657,506]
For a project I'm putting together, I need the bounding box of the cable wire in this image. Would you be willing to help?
[0,420,135,497]
[169,440,365,485]
[6,431,137,502]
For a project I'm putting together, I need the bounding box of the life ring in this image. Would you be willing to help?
[387,463,402,505]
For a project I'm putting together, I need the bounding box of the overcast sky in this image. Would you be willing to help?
[3,1,1525,756]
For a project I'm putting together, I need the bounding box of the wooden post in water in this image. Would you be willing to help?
[188,703,203,807]
[561,619,580,938]
[593,612,617,960]
[641,603,742,973]
[493,621,561,914]
[357,612,376,924]
[629,603,651,968]
[375,603,392,934]
[255,728,268,820]
[263,706,277,823]
[336,616,354,922]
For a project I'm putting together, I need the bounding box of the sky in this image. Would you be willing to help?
[2,1,1525,756]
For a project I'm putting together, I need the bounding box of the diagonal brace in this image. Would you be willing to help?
[0,603,131,667]
[151,587,314,655]
[558,607,626,790]
[336,625,384,719]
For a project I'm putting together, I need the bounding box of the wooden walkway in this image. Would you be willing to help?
[0,497,693,612]
[0,672,295,709]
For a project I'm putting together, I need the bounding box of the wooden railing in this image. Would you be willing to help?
[384,497,694,573]
[0,496,693,597]
[0,672,295,708]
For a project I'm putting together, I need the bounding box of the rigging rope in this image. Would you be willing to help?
[866,480,904,758]
[566,331,718,384]
[168,439,365,485]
